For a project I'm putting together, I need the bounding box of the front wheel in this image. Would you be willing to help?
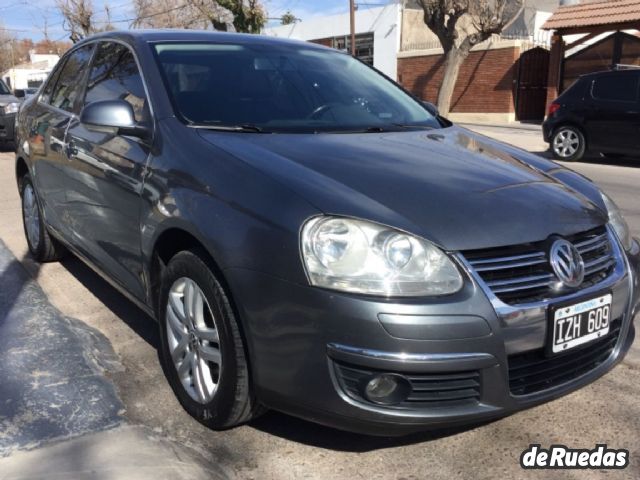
[158,250,263,429]
[551,126,586,161]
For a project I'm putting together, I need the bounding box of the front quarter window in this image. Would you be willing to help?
[84,41,150,123]
[153,42,441,133]
[49,45,94,112]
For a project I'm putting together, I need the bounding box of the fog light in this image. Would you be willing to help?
[364,373,411,405]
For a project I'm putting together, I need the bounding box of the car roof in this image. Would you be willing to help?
[75,29,329,51]
[579,68,640,80]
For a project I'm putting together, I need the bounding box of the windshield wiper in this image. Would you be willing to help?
[189,123,267,133]
[391,123,435,130]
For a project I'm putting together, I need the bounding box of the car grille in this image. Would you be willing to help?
[462,226,615,305]
[334,362,481,409]
[508,318,621,396]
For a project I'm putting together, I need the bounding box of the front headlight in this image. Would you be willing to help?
[301,216,463,296]
[2,102,20,115]
[601,192,632,251]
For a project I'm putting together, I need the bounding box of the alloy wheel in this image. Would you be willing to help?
[166,277,222,404]
[553,129,580,158]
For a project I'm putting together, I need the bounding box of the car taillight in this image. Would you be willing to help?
[548,102,560,116]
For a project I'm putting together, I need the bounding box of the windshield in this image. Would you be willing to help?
[153,42,441,133]
[0,80,10,95]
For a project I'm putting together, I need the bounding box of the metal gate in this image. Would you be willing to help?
[515,47,550,121]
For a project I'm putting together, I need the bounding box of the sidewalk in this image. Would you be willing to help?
[0,426,227,480]
[0,239,220,479]
[459,120,543,132]
[460,122,549,155]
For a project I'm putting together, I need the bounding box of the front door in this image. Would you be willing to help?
[64,41,153,301]
[584,72,640,154]
[29,45,94,234]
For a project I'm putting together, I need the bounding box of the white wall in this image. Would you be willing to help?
[2,53,60,90]
[2,68,50,90]
[264,3,402,80]
[29,53,60,68]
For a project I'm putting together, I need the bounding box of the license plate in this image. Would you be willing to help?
[549,293,612,354]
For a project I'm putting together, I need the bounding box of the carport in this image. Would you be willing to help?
[542,0,640,109]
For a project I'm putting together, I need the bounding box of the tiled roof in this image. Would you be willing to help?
[542,0,640,30]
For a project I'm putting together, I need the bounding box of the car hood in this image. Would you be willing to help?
[0,94,19,106]
[198,126,607,251]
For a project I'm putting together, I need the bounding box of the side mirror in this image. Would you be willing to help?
[422,100,439,117]
[14,89,25,98]
[80,100,150,139]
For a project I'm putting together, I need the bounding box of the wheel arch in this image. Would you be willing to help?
[149,225,228,314]
[148,224,258,385]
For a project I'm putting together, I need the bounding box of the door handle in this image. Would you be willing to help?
[64,141,78,159]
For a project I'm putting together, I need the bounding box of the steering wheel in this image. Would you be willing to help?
[307,103,340,120]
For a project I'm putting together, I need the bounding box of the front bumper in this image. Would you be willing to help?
[0,113,16,143]
[226,233,640,436]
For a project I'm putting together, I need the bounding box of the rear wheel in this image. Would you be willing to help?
[20,174,65,262]
[158,250,263,429]
[551,126,586,161]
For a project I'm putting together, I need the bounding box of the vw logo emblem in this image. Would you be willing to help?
[549,239,585,288]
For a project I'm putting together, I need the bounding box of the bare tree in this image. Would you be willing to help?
[0,26,16,77]
[132,0,265,33]
[416,0,523,115]
[56,0,116,42]
[133,0,233,30]
[56,0,95,42]
[103,4,115,31]
[280,10,297,25]
[217,0,266,33]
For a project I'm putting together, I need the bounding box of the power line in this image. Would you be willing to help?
[0,27,29,32]
[0,1,28,10]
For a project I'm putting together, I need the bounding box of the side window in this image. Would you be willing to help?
[591,74,639,103]
[49,45,94,112]
[84,42,149,122]
[41,59,66,104]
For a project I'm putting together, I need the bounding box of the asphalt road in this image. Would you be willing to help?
[0,134,638,479]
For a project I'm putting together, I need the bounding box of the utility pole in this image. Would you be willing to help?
[349,0,355,57]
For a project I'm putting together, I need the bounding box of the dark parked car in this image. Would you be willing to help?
[543,68,640,161]
[15,31,640,435]
[0,79,21,146]
[14,87,39,99]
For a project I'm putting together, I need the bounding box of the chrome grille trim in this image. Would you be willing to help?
[461,226,617,305]
[574,232,608,250]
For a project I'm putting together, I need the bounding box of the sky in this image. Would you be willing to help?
[0,0,375,42]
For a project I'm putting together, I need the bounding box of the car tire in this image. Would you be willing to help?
[158,249,263,429]
[551,126,586,162]
[20,174,66,262]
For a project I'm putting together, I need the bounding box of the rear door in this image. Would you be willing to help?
[29,44,94,235]
[63,41,152,301]
[584,72,640,154]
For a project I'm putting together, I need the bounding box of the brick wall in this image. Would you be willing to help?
[398,46,520,114]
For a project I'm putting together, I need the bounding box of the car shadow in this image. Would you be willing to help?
[58,255,159,348]
[249,410,497,452]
